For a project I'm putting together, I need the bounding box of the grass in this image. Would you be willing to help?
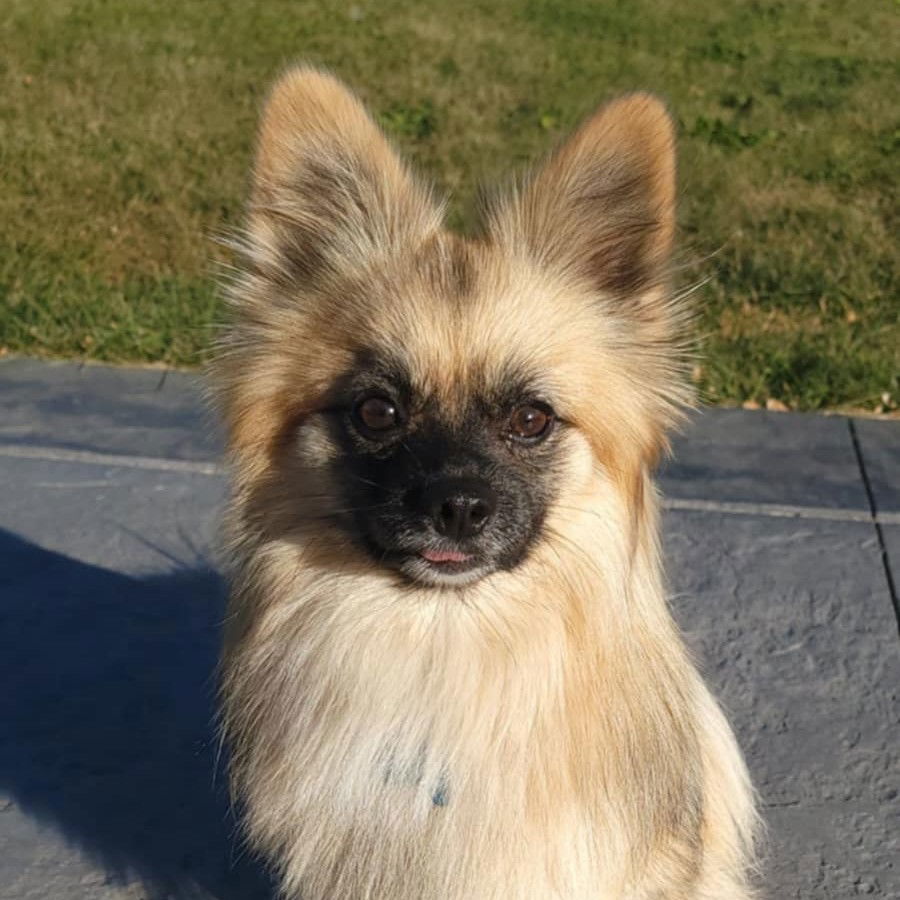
[1,0,897,412]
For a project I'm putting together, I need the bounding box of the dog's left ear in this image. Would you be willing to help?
[492,93,676,300]
[245,66,442,285]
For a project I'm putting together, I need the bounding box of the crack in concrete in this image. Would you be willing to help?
[848,418,900,637]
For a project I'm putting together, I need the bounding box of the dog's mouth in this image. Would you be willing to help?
[407,550,489,586]
[416,547,483,579]
[376,544,492,588]
[419,547,474,566]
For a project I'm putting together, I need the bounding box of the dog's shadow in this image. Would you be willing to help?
[0,527,275,899]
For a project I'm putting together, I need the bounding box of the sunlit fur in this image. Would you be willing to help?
[211,66,758,899]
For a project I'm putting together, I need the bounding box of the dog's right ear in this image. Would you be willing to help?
[489,93,677,303]
[245,66,441,284]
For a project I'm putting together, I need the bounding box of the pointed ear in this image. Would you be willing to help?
[245,66,441,283]
[492,93,676,298]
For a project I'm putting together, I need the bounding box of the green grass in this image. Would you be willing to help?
[2,0,897,411]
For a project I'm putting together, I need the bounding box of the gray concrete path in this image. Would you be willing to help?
[1,358,898,900]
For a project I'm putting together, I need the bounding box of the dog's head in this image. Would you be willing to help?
[213,68,691,589]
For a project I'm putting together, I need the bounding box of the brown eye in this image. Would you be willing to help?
[355,396,401,434]
[509,403,554,442]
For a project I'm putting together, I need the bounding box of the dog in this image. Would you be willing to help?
[211,66,757,899]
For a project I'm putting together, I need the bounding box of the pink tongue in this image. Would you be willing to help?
[421,548,473,564]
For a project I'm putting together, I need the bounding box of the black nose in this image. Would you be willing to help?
[421,478,498,541]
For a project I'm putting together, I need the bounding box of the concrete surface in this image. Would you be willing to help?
[1,358,898,899]
[853,419,900,515]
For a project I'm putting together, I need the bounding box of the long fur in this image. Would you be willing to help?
[211,66,758,899]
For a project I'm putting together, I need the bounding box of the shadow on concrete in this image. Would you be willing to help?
[0,528,274,899]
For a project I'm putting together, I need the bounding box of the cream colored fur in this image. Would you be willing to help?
[212,66,758,899]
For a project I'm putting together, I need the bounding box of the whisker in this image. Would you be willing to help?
[543,524,609,586]
[460,590,516,659]
[400,441,426,475]
[347,473,382,489]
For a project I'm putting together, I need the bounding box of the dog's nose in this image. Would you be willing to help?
[421,479,497,541]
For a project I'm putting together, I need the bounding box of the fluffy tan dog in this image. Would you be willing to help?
[212,66,757,899]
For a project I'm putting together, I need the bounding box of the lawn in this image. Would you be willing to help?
[1,0,897,412]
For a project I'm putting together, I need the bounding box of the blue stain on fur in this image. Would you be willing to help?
[382,746,449,807]
[431,777,449,807]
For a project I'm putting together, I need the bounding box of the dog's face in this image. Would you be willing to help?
[214,68,691,589]
[321,348,565,587]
